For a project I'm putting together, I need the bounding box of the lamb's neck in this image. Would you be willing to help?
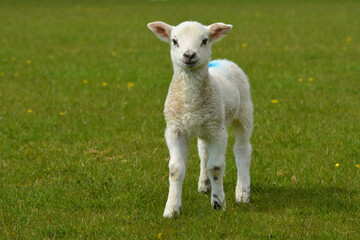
[172,66,210,98]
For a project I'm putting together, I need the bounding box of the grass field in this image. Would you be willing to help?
[1,0,360,239]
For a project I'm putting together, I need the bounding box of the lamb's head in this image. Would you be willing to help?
[147,21,232,70]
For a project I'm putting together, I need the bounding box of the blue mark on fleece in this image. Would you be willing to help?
[208,60,225,68]
[208,61,219,68]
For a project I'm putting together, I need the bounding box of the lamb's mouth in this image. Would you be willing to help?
[183,60,199,66]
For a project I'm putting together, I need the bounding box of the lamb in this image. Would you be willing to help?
[147,21,253,218]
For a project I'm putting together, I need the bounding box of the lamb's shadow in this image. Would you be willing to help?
[243,184,358,212]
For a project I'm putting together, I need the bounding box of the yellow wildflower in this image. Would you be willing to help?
[0,72,4,76]
[346,36,352,43]
[157,233,162,239]
[26,59,31,64]
[111,51,116,56]
[308,77,313,82]
[241,43,248,48]
[298,78,303,82]
[102,82,107,87]
[59,112,64,116]
[27,109,33,113]
[127,82,134,89]
[83,80,88,84]
[271,100,279,103]
[356,164,360,169]
[11,57,16,61]
[14,73,19,77]
[335,163,339,168]
[127,48,133,53]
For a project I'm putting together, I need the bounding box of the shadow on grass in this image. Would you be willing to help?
[247,184,358,213]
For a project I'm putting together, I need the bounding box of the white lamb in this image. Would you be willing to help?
[147,21,253,218]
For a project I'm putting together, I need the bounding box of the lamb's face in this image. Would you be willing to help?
[147,21,232,70]
[170,22,210,69]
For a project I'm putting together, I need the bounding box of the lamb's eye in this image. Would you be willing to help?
[201,38,208,47]
[172,39,178,46]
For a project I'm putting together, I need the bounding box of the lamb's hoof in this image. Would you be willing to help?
[236,191,250,203]
[211,194,226,211]
[213,201,223,210]
[198,185,211,194]
[198,178,211,194]
[163,206,181,219]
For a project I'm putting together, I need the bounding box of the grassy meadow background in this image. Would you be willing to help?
[1,0,359,239]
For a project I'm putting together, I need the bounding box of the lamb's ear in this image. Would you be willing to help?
[147,21,173,43]
[208,23,233,43]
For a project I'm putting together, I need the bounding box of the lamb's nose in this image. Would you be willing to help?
[183,51,197,60]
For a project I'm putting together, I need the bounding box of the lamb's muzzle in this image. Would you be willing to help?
[183,50,198,65]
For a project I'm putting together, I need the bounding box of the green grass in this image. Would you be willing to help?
[1,0,360,239]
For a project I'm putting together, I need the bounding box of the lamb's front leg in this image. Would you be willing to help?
[207,129,228,210]
[163,128,189,218]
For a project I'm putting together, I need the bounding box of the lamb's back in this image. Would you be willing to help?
[209,59,251,124]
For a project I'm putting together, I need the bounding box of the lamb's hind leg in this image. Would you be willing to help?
[197,138,211,193]
[233,120,252,203]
